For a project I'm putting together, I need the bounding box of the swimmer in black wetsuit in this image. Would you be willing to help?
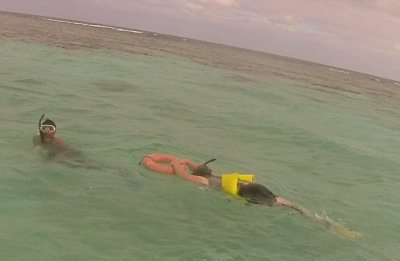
[171,158,293,207]
[171,158,360,238]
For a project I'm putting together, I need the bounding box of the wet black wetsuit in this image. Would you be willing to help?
[238,183,277,206]
[206,175,278,206]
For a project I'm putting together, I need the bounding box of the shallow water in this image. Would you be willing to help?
[1,38,399,261]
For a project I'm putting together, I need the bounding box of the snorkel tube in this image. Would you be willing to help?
[202,158,216,165]
[192,158,217,177]
[38,114,45,142]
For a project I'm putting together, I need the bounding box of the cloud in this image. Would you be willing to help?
[364,0,400,15]
[193,0,237,7]
[394,43,400,52]
[129,0,400,54]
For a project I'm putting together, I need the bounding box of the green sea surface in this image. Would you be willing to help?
[0,38,399,261]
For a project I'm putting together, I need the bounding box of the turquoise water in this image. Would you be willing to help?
[1,38,399,261]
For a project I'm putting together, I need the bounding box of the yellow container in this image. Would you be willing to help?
[221,173,254,195]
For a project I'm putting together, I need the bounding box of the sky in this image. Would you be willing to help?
[1,0,399,81]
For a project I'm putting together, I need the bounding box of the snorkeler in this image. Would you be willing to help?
[32,114,90,163]
[32,114,68,151]
[32,114,131,177]
[170,158,292,207]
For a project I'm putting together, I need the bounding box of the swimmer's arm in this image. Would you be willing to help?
[275,197,310,215]
[171,160,209,185]
[183,160,198,171]
[274,197,293,207]
[275,197,310,216]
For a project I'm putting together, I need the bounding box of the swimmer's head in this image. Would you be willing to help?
[192,159,216,177]
[193,165,212,177]
[39,115,57,140]
[41,119,56,128]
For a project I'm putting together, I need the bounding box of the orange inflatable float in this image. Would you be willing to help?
[141,153,178,174]
[141,153,209,184]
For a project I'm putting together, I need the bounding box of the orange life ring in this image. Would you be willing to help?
[141,153,178,174]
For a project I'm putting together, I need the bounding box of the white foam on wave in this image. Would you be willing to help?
[41,18,143,34]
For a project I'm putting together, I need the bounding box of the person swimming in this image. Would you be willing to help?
[32,114,96,166]
[32,114,131,177]
[170,158,292,207]
[170,157,359,238]
[32,114,69,157]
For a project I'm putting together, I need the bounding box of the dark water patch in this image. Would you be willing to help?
[53,92,83,99]
[314,85,356,97]
[14,78,44,85]
[225,73,257,84]
[54,57,78,63]
[317,82,362,95]
[0,83,46,95]
[93,79,142,93]
[376,107,400,118]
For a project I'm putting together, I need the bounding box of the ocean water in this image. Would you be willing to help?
[1,37,399,261]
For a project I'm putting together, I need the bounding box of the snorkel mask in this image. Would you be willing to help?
[38,114,56,140]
